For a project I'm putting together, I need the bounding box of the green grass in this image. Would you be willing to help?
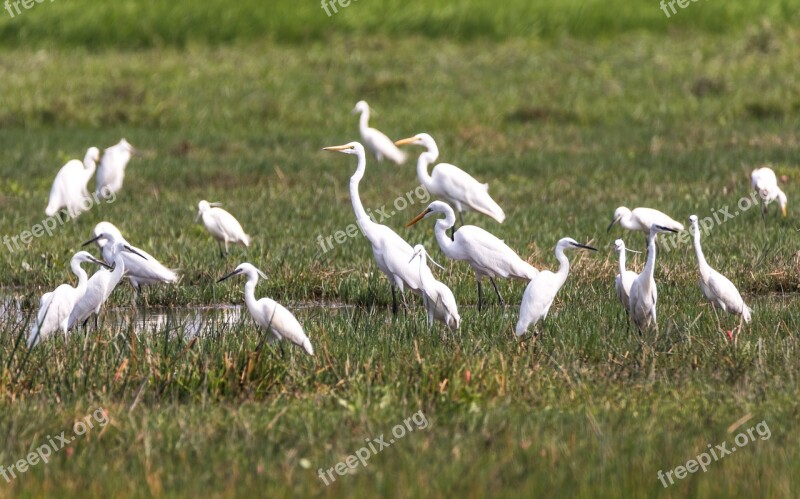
[1,9,800,499]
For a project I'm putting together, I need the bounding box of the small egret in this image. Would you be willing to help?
[515,238,597,337]
[688,215,752,330]
[607,206,684,234]
[29,251,111,347]
[196,200,251,258]
[352,100,406,164]
[407,201,537,310]
[396,133,505,225]
[323,142,431,314]
[45,147,100,219]
[217,263,313,356]
[628,225,678,331]
[613,239,639,314]
[95,139,137,198]
[751,167,787,217]
[409,244,460,329]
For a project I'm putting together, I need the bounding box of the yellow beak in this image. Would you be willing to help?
[323,144,352,152]
[394,137,418,146]
[406,208,432,227]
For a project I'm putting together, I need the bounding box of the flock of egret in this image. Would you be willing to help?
[30,99,784,354]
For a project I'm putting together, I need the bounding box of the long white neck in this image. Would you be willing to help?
[83,154,97,174]
[110,251,126,282]
[642,232,658,284]
[617,249,627,276]
[554,247,571,285]
[243,272,260,316]
[71,260,90,294]
[433,210,457,256]
[416,151,437,188]
[691,226,711,281]
[349,151,374,230]
[358,108,370,134]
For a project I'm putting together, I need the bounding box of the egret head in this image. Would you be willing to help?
[688,214,699,226]
[323,142,365,157]
[118,138,137,154]
[217,263,267,283]
[406,201,452,227]
[613,239,625,252]
[607,207,631,232]
[91,222,124,248]
[85,147,101,165]
[409,244,445,270]
[557,237,598,252]
[395,132,436,150]
[352,100,369,114]
[196,200,223,221]
[82,232,146,261]
[72,250,112,270]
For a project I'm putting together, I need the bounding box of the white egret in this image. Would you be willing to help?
[45,147,100,219]
[95,139,136,198]
[217,263,313,356]
[396,133,505,226]
[406,201,537,310]
[607,206,684,234]
[613,239,639,314]
[409,244,460,329]
[28,251,111,347]
[751,167,787,217]
[352,100,407,164]
[515,238,597,337]
[628,225,678,331]
[196,200,251,257]
[688,215,752,330]
[323,142,431,314]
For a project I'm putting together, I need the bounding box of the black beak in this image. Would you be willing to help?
[655,225,679,233]
[91,257,113,270]
[82,234,103,246]
[123,244,148,260]
[217,269,241,283]
[606,217,620,233]
[574,243,598,251]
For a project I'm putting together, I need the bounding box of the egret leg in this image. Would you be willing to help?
[477,279,483,312]
[218,241,225,259]
[458,210,465,229]
[489,278,505,307]
[391,285,398,316]
[280,342,286,358]
[94,314,98,331]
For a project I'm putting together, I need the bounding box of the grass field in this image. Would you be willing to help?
[1,2,800,497]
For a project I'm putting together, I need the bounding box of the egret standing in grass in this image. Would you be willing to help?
[607,206,684,234]
[95,139,137,198]
[409,244,460,329]
[515,238,596,337]
[352,100,406,164]
[613,239,638,314]
[395,133,505,226]
[628,225,677,331]
[196,200,251,258]
[406,201,537,310]
[29,251,111,347]
[217,263,313,356]
[751,167,787,217]
[45,147,100,219]
[324,142,431,314]
[688,215,752,332]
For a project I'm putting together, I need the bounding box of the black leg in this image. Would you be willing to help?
[477,279,483,312]
[94,314,98,330]
[489,278,505,307]
[218,241,225,259]
[391,285,398,316]
[458,210,465,229]
[280,342,286,358]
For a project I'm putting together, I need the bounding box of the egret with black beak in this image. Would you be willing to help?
[628,225,678,331]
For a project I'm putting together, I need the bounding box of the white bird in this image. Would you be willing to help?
[68,236,146,330]
[396,133,505,225]
[607,206,684,234]
[89,222,179,292]
[29,251,110,347]
[688,215,752,329]
[45,147,100,219]
[406,200,537,310]
[515,238,596,337]
[409,245,460,329]
[628,225,678,331]
[751,167,787,217]
[323,142,432,314]
[95,139,136,198]
[352,100,406,164]
[196,200,251,257]
[217,263,313,356]
[613,239,639,314]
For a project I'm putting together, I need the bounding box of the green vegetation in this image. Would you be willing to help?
[1,2,799,497]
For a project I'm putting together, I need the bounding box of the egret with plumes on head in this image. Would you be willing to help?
[628,224,677,331]
[196,200,251,258]
[217,263,314,356]
[352,100,406,164]
[396,133,505,226]
[409,244,460,329]
[406,201,537,310]
[29,251,111,347]
[95,139,137,198]
[613,239,639,314]
[751,167,787,217]
[45,147,100,219]
[515,238,596,337]
[607,206,684,234]
[323,142,432,314]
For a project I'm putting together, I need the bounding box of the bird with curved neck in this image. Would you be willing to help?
[45,147,100,219]
[324,142,431,315]
[751,167,787,217]
[688,215,751,332]
[628,224,678,331]
[352,100,406,164]
[196,199,251,258]
[409,244,460,329]
[613,239,639,314]
[396,132,505,226]
[515,237,597,336]
[218,263,314,356]
[407,201,537,311]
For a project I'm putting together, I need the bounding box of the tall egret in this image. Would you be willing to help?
[217,263,314,356]
[613,239,638,314]
[751,167,787,217]
[607,206,684,234]
[68,235,147,330]
[628,225,678,331]
[515,238,597,337]
[95,139,136,198]
[28,251,111,347]
[352,101,406,164]
[406,201,537,310]
[409,244,460,329]
[196,200,251,257]
[323,142,431,314]
[89,222,179,292]
[688,215,752,329]
[45,147,100,219]
[395,133,505,225]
